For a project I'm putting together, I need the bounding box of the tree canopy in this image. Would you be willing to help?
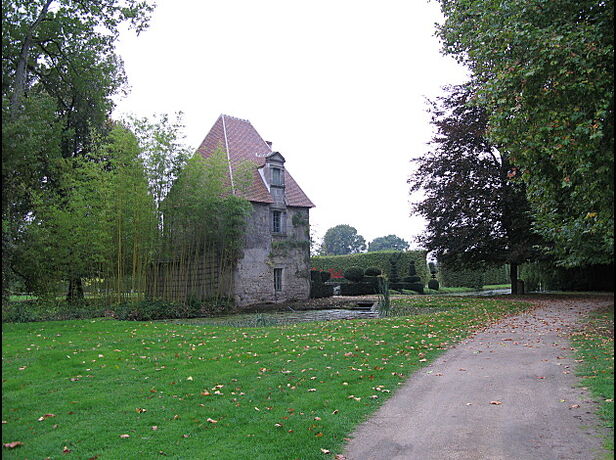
[321,225,366,256]
[435,0,614,266]
[409,84,540,290]
[368,235,410,252]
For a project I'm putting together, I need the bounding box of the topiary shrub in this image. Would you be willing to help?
[310,270,334,298]
[310,270,322,282]
[428,279,440,290]
[389,255,401,283]
[340,282,376,296]
[407,282,425,294]
[365,266,382,276]
[344,266,365,283]
[427,261,439,290]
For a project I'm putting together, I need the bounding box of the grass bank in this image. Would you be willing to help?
[571,304,614,454]
[2,297,529,459]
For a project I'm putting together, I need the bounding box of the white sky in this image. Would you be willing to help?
[113,0,469,248]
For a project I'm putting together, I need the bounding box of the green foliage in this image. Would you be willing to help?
[2,0,155,300]
[376,276,391,316]
[436,0,614,266]
[312,251,429,284]
[2,299,107,323]
[151,148,253,304]
[520,261,614,292]
[409,84,540,271]
[368,234,410,252]
[570,306,614,452]
[309,270,334,299]
[321,224,366,255]
[365,267,382,276]
[111,298,233,321]
[343,266,365,283]
[438,263,485,290]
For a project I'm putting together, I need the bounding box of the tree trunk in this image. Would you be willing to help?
[67,277,84,303]
[510,262,518,295]
[9,0,54,117]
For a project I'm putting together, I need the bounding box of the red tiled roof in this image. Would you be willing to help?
[196,114,315,208]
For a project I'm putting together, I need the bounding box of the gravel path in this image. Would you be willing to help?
[343,295,614,460]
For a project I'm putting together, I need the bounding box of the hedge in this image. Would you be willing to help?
[437,263,510,289]
[311,251,429,284]
[311,252,512,290]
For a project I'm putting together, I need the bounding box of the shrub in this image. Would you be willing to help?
[365,266,382,276]
[310,270,334,299]
[340,282,376,296]
[407,282,424,294]
[428,279,440,290]
[344,266,365,283]
[2,299,106,323]
[310,270,322,282]
[311,251,429,283]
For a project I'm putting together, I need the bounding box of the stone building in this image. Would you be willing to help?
[196,114,315,306]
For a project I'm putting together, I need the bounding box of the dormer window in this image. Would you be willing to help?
[272,167,283,186]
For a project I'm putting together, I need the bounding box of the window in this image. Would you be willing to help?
[272,210,281,233]
[272,167,282,186]
[274,268,283,292]
[271,187,285,205]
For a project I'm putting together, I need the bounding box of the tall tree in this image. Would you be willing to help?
[368,235,410,252]
[2,0,154,299]
[321,224,366,256]
[435,0,614,266]
[409,84,541,293]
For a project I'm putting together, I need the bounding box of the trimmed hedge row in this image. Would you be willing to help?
[438,264,510,289]
[311,252,510,289]
[311,251,429,284]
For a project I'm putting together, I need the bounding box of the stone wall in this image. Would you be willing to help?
[233,203,311,306]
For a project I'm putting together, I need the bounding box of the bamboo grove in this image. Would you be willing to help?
[9,119,252,306]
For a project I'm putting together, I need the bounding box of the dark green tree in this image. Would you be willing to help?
[321,224,366,256]
[2,0,154,300]
[368,234,410,252]
[409,84,541,293]
[435,0,614,266]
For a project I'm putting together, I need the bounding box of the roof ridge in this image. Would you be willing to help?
[220,113,251,123]
[220,115,236,192]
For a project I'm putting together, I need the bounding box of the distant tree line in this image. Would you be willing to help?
[318,225,410,256]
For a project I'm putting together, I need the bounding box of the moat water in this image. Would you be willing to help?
[166,307,379,327]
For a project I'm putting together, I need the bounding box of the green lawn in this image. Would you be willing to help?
[571,305,614,454]
[2,297,530,459]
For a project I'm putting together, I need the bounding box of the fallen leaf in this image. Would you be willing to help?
[151,426,158,431]
[3,442,24,449]
[490,401,502,405]
[63,446,72,453]
[320,448,331,454]
[135,408,147,413]
[206,418,218,423]
[119,434,130,438]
